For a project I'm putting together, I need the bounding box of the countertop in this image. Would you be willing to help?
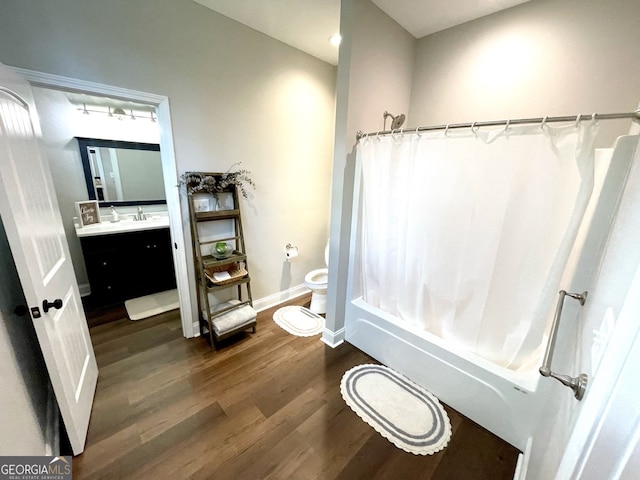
[75,212,170,238]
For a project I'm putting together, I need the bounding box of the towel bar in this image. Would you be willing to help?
[539,290,589,400]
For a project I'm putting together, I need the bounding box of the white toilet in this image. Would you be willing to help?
[304,242,330,314]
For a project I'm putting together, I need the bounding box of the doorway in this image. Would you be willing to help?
[16,67,194,338]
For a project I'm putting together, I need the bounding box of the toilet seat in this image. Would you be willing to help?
[305,268,328,286]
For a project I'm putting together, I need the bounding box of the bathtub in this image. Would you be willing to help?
[345,296,548,451]
[340,135,636,452]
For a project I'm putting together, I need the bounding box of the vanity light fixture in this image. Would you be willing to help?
[329,33,342,47]
[76,104,158,122]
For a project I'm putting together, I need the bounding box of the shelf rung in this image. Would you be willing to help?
[195,209,240,221]
[199,235,241,246]
[207,300,252,318]
[201,252,247,269]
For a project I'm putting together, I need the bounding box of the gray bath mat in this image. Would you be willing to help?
[340,364,451,455]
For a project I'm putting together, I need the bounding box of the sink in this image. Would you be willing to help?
[75,212,170,238]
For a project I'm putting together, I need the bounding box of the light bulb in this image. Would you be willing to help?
[329,33,342,47]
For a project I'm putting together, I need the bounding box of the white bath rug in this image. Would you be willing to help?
[340,364,451,455]
[272,305,325,337]
[125,289,179,321]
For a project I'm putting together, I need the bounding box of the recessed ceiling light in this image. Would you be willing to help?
[329,33,342,47]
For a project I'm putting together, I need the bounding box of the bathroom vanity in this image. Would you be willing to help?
[77,216,176,307]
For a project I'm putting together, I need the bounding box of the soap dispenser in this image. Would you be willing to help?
[110,206,120,223]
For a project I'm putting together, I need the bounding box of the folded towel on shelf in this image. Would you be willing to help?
[203,299,256,336]
[212,271,232,282]
[204,262,248,286]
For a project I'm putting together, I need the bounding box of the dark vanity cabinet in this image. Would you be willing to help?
[81,228,176,307]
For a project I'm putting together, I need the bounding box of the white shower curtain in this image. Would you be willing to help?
[359,122,598,370]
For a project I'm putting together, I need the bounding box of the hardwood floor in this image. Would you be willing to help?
[75,295,519,479]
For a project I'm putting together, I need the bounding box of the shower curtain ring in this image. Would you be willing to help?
[540,116,548,129]
[444,124,450,136]
[504,119,511,132]
[471,122,479,135]
[591,112,598,123]
[575,114,582,128]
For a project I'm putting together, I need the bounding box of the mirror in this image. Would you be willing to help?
[76,137,165,206]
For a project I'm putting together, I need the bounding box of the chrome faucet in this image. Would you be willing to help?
[134,206,147,221]
[109,205,120,223]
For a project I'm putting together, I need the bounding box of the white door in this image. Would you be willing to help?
[0,63,97,455]
[523,135,640,479]
[551,135,640,479]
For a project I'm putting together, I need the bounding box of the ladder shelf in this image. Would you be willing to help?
[185,172,256,349]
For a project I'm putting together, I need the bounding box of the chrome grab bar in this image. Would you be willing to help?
[539,290,589,400]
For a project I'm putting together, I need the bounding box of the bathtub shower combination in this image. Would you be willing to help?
[342,111,640,450]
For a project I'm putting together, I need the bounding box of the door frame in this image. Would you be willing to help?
[13,67,195,338]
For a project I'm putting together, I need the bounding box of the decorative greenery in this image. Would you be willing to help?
[180,163,256,198]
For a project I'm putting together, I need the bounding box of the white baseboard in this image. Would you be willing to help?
[321,327,345,348]
[253,284,310,312]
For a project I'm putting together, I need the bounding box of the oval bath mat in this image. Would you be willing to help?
[340,364,451,455]
[272,305,325,337]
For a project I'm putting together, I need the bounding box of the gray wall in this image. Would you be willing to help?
[409,0,640,147]
[0,216,53,455]
[0,0,336,302]
[325,0,416,341]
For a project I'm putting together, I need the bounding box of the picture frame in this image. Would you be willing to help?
[75,200,101,227]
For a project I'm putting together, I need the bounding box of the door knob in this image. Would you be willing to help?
[43,298,63,313]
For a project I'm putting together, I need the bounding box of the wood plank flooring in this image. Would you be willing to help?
[75,295,519,479]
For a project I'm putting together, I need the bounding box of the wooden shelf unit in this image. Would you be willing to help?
[186,172,256,349]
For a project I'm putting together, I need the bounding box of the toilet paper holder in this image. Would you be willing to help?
[285,243,298,261]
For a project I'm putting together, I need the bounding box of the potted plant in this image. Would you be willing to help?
[180,163,256,200]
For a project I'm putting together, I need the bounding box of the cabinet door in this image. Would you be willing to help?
[81,228,176,305]
[127,229,176,298]
[84,249,127,305]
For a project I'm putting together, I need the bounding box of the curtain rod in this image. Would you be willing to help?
[356,110,640,140]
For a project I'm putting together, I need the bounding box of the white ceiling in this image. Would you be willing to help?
[373,0,531,38]
[193,0,531,66]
